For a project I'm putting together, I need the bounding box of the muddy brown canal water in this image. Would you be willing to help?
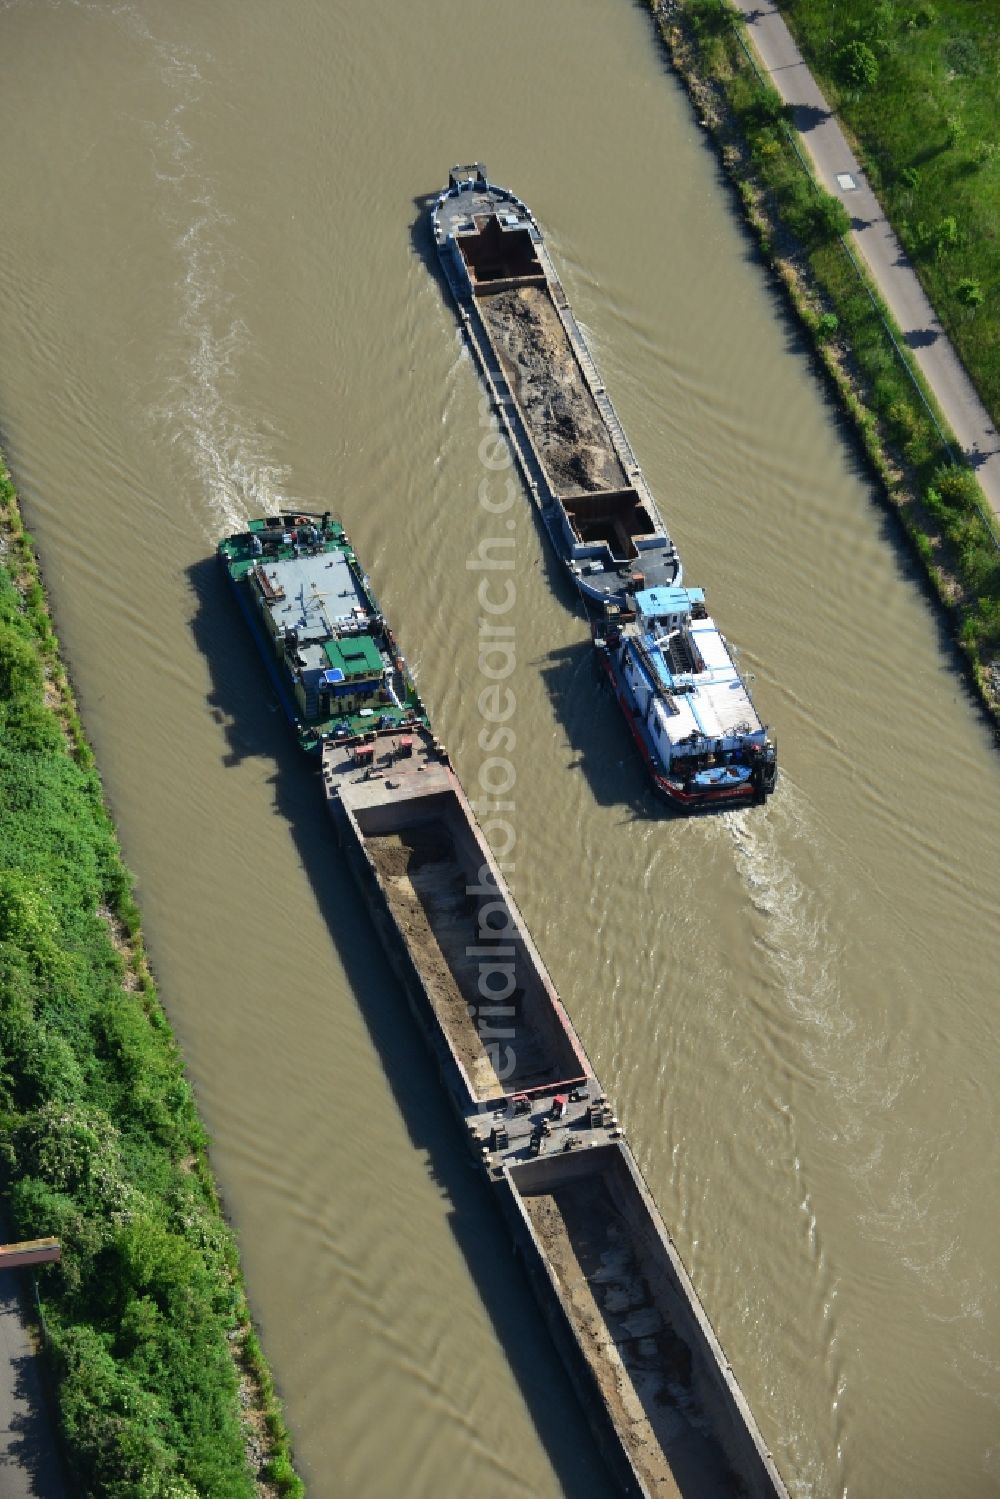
[2,2,999,1495]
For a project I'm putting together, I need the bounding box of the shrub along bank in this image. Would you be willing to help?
[0,463,303,1496]
[649,0,1000,721]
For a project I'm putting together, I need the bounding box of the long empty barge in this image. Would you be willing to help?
[432,164,777,809]
[220,515,790,1498]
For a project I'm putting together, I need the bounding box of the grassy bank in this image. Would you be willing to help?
[778,0,1000,430]
[0,461,303,1496]
[649,0,1000,722]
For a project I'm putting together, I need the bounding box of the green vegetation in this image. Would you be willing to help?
[648,0,1000,711]
[779,0,1000,427]
[0,463,303,1496]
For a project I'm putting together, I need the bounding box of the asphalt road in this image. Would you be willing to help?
[731,0,1000,519]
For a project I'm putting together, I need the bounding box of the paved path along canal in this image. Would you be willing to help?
[732,0,1000,517]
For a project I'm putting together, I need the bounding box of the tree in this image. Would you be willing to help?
[746,85,790,130]
[932,462,979,509]
[955,277,985,311]
[916,215,959,260]
[0,623,42,700]
[808,191,852,244]
[934,215,959,257]
[944,112,966,150]
[838,40,879,91]
[869,2,898,56]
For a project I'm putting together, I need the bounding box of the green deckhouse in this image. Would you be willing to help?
[219,514,425,753]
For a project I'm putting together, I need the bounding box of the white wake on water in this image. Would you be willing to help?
[722,778,843,1039]
[107,2,292,539]
[721,777,914,1130]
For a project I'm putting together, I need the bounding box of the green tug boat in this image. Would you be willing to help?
[218,512,426,754]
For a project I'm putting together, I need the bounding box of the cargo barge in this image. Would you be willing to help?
[431,165,777,809]
[219,516,790,1498]
[432,165,680,609]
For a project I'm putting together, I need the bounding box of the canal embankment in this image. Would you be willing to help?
[0,460,303,1496]
[650,0,1000,727]
[768,0,1000,441]
[727,0,1000,521]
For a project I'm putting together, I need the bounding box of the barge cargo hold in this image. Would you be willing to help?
[431,164,778,810]
[431,165,681,610]
[219,516,791,1497]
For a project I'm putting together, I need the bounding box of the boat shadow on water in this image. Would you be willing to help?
[185,554,619,1499]
[410,188,444,288]
[536,634,660,819]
